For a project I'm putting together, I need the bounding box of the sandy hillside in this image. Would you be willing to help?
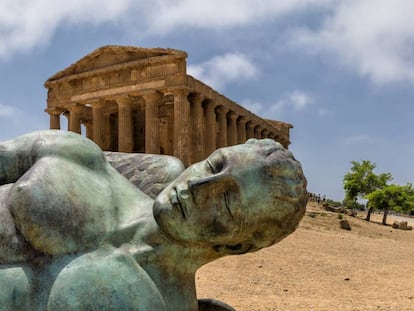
[196,202,414,311]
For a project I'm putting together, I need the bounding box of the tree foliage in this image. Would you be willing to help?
[366,183,414,224]
[343,160,392,201]
[343,160,392,220]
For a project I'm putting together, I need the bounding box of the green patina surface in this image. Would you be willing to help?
[0,130,307,311]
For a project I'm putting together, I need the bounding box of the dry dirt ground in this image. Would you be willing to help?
[196,202,414,311]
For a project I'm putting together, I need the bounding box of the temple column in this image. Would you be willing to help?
[254,125,262,139]
[116,96,133,152]
[172,89,190,166]
[102,112,111,150]
[227,111,238,146]
[165,101,174,155]
[85,122,93,140]
[262,129,269,138]
[204,100,217,156]
[237,116,247,144]
[215,106,228,148]
[246,121,255,139]
[48,110,61,130]
[143,92,163,154]
[68,104,82,134]
[281,137,290,149]
[275,134,280,144]
[91,99,106,149]
[189,93,205,164]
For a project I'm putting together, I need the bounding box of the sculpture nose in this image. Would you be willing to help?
[171,192,179,205]
[176,183,192,204]
[178,189,191,200]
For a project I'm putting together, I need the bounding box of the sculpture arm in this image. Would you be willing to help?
[0,130,106,186]
[0,131,154,258]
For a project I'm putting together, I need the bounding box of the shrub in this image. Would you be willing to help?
[326,199,342,207]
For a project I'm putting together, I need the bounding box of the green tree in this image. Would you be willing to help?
[366,183,414,225]
[343,160,392,221]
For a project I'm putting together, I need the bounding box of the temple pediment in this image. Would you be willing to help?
[46,45,187,82]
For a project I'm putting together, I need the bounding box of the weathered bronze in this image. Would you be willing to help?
[0,130,307,311]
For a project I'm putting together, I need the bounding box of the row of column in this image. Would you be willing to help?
[48,89,284,167]
[187,93,281,164]
[48,93,163,154]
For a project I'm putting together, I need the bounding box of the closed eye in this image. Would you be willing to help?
[206,160,215,173]
[206,152,225,174]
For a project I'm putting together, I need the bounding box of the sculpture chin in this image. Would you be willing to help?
[152,191,181,241]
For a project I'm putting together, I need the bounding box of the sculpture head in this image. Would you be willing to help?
[153,139,307,255]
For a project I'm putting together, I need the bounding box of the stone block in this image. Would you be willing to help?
[392,220,413,230]
[340,219,352,230]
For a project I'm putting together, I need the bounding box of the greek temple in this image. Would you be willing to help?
[45,45,292,166]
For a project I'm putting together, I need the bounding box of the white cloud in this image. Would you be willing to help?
[0,101,51,140]
[292,0,414,85]
[240,99,265,116]
[187,53,258,90]
[340,135,387,147]
[0,0,132,59]
[0,0,335,60]
[318,108,333,116]
[2,0,414,87]
[144,0,336,34]
[286,90,314,111]
[269,102,285,118]
[241,89,316,119]
[274,90,314,114]
[0,103,16,117]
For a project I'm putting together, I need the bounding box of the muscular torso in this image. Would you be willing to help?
[0,130,153,259]
[0,131,164,310]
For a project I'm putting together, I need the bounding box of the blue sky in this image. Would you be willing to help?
[1,0,414,201]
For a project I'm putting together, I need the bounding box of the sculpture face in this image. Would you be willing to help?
[153,139,307,251]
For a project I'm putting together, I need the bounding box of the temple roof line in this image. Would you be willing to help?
[46,45,187,85]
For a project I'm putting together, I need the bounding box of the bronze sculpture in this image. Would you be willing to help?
[0,130,307,310]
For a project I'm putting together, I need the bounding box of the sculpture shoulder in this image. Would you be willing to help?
[105,152,184,198]
[48,248,166,311]
[1,130,107,186]
[28,130,107,170]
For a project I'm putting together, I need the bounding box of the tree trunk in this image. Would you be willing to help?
[365,207,374,221]
[382,209,389,225]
